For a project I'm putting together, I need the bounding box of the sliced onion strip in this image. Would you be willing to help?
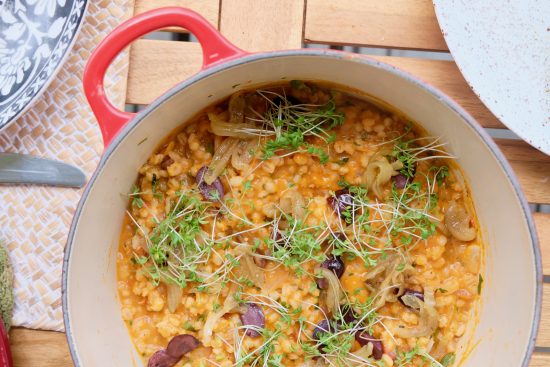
[318,267,343,316]
[231,138,258,172]
[209,112,260,138]
[279,189,306,221]
[228,92,246,125]
[202,288,238,345]
[395,287,438,338]
[445,201,476,241]
[166,283,183,313]
[364,148,402,198]
[349,344,374,366]
[204,137,240,184]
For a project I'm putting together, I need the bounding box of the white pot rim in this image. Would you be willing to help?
[62,49,542,367]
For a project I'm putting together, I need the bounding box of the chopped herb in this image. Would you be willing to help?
[206,141,215,154]
[436,165,450,185]
[337,178,351,188]
[395,346,420,366]
[183,321,197,331]
[129,185,144,208]
[393,140,418,178]
[242,180,252,192]
[440,352,456,366]
[305,143,329,164]
[151,174,162,199]
[401,235,413,245]
[478,274,484,295]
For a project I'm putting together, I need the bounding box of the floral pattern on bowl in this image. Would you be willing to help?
[0,0,87,128]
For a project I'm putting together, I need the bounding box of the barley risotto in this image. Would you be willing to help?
[117,82,482,367]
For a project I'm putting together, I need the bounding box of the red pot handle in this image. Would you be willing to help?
[0,322,12,367]
[83,7,247,147]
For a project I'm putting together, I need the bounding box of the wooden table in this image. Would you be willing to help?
[8,1,550,366]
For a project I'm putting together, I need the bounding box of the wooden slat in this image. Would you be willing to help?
[10,329,72,367]
[531,353,550,367]
[133,0,219,29]
[220,0,305,51]
[495,139,550,205]
[537,283,550,347]
[127,40,203,104]
[125,42,550,203]
[125,42,503,129]
[305,0,448,51]
[537,213,550,275]
[370,56,503,129]
[7,329,550,366]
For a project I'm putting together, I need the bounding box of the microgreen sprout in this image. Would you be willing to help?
[267,213,329,274]
[246,88,344,163]
[392,137,455,178]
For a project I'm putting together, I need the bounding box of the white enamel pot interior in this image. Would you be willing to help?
[64,8,541,367]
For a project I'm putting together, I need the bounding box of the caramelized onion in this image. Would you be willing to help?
[280,189,306,220]
[228,92,246,124]
[365,255,407,309]
[208,93,267,139]
[364,148,402,198]
[355,332,383,360]
[399,289,424,310]
[318,267,343,316]
[445,201,476,241]
[166,284,182,313]
[209,112,260,138]
[202,288,238,344]
[234,251,266,288]
[350,344,374,365]
[231,139,258,172]
[395,287,438,338]
[204,137,240,184]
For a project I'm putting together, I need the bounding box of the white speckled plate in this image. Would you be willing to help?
[433,0,550,155]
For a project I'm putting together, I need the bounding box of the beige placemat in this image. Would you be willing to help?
[0,0,135,331]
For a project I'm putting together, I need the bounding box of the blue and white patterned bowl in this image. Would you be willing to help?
[0,0,88,129]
